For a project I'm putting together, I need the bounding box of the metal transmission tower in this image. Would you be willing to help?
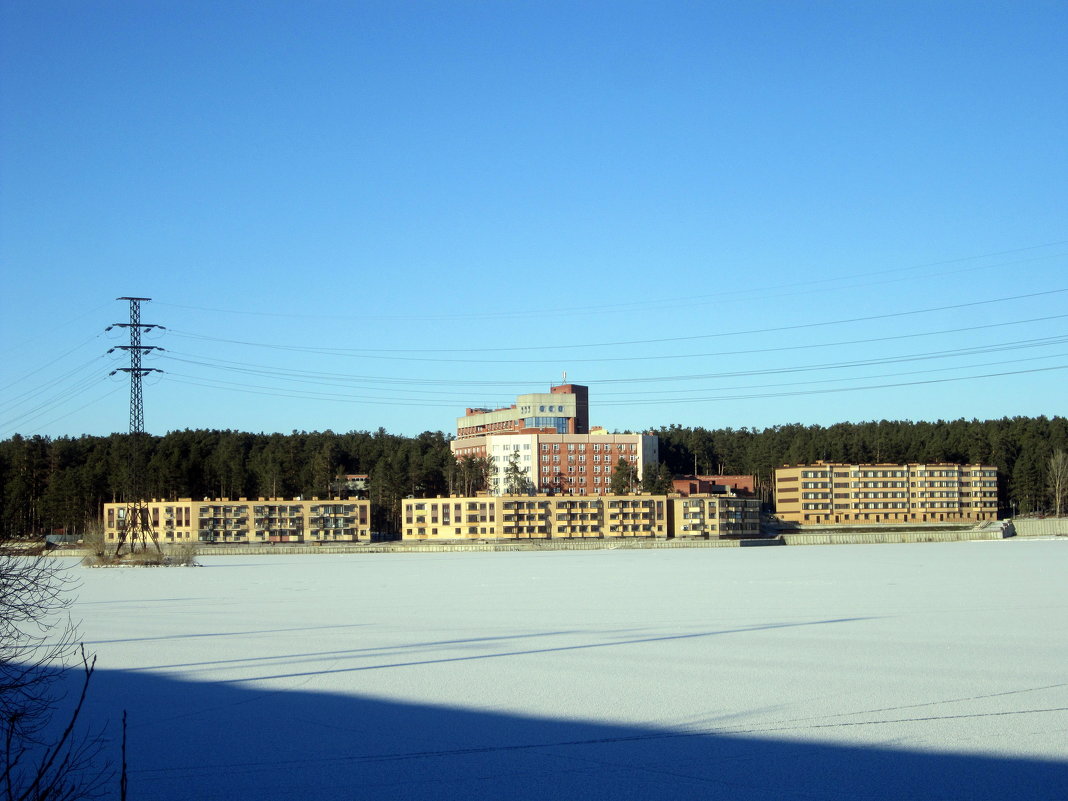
[107,297,165,555]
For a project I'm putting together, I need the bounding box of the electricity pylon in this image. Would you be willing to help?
[107,297,164,555]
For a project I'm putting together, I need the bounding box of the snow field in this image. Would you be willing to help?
[63,540,1068,800]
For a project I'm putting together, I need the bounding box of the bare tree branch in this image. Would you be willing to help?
[1,553,112,801]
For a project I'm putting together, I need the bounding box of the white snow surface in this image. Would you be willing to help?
[62,540,1068,800]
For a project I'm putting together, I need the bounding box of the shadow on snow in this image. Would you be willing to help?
[59,667,1068,801]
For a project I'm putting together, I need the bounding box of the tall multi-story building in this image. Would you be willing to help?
[773,462,999,525]
[451,383,658,496]
[102,497,374,546]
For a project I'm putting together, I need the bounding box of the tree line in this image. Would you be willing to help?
[1,416,1065,538]
[654,415,1068,512]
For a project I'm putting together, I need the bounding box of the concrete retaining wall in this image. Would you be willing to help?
[54,523,1054,556]
[49,537,782,557]
[1012,518,1068,537]
[780,529,1005,546]
[190,538,783,555]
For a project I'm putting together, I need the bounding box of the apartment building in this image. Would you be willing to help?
[672,495,762,537]
[401,493,761,540]
[773,462,999,525]
[102,497,373,545]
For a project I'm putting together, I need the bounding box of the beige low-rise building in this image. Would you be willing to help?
[402,494,667,540]
[773,462,999,525]
[401,493,761,541]
[672,495,762,537]
[103,497,373,546]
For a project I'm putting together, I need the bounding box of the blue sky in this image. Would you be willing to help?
[2,1,1066,439]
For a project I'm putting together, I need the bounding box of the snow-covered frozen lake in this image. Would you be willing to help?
[63,540,1068,800]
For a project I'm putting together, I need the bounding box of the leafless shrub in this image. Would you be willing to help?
[1,554,111,799]
[82,543,198,568]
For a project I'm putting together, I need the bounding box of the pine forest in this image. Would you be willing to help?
[1,416,1066,539]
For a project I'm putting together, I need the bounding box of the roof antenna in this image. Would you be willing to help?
[562,370,567,383]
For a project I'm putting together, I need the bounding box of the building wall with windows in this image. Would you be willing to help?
[452,431,658,496]
[403,494,669,540]
[102,497,373,545]
[773,463,999,525]
[402,493,758,540]
[671,495,762,537]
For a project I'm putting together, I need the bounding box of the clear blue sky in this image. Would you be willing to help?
[2,1,1066,439]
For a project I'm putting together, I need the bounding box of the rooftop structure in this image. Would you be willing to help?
[456,383,589,439]
[671,474,756,497]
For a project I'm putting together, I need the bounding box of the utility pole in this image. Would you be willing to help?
[107,297,164,555]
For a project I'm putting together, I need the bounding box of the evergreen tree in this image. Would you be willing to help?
[503,451,531,495]
[610,457,638,495]
[641,462,673,494]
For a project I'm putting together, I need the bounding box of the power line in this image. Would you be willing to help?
[0,372,109,433]
[162,362,1068,407]
[164,287,1068,359]
[0,300,113,358]
[166,350,1068,406]
[0,332,104,392]
[593,351,1068,401]
[10,385,126,439]
[632,364,1068,404]
[162,333,1068,390]
[151,241,1067,322]
[0,356,105,416]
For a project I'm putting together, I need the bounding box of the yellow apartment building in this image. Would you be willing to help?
[773,462,999,525]
[402,494,666,539]
[672,495,762,537]
[102,497,374,546]
[401,493,762,540]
